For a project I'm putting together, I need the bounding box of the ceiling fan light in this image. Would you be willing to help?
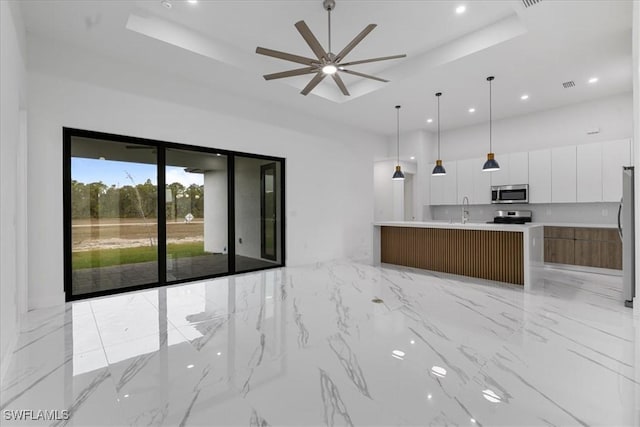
[432,160,447,176]
[392,165,405,180]
[322,64,338,75]
[482,153,500,171]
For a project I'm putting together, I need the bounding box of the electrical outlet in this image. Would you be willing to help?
[239,237,243,244]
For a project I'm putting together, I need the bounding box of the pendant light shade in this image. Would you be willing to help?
[392,105,405,180]
[432,92,446,176]
[482,76,500,172]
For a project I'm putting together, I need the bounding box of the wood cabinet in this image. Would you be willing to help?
[544,226,621,269]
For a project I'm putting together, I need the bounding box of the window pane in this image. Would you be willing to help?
[70,137,158,295]
[234,156,282,272]
[166,149,228,281]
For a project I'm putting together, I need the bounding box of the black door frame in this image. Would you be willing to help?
[63,127,286,302]
[260,163,277,261]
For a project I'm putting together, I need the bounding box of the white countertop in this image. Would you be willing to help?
[374,221,543,232]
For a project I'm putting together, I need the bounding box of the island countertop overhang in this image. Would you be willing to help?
[374,221,543,232]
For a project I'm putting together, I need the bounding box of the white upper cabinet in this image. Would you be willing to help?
[472,157,492,204]
[441,161,458,205]
[489,154,509,186]
[528,149,552,203]
[508,152,529,185]
[576,142,603,202]
[602,139,632,202]
[489,152,528,186]
[551,145,577,203]
[456,159,474,204]
[430,171,444,205]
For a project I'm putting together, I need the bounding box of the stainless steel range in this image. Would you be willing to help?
[488,210,532,225]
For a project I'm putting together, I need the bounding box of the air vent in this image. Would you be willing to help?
[562,80,576,89]
[522,0,541,7]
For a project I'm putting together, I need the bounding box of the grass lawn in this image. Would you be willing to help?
[72,241,211,270]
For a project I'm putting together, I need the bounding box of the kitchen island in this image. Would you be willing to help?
[373,221,544,290]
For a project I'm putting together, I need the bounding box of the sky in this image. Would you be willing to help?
[72,158,204,187]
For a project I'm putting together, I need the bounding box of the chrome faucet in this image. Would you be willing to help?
[462,196,470,224]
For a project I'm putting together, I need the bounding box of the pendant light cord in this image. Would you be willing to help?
[489,78,493,153]
[437,95,441,159]
[396,106,400,164]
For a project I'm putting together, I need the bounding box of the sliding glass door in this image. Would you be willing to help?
[69,137,158,296]
[64,128,285,301]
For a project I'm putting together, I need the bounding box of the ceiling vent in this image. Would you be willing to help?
[522,0,542,8]
[562,80,576,89]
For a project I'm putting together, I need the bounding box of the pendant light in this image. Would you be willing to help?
[482,76,500,172]
[392,105,405,180]
[432,92,446,176]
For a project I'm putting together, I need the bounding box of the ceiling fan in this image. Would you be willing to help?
[256,0,406,96]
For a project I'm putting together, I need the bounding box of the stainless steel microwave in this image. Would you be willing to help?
[491,184,529,204]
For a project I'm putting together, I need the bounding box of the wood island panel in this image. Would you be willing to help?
[380,226,524,285]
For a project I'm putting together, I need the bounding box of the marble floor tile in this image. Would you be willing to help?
[1,261,638,426]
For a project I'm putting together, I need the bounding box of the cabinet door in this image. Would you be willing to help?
[430,173,444,205]
[509,152,529,184]
[577,143,603,202]
[489,154,509,186]
[602,139,631,202]
[457,159,474,204]
[575,240,601,267]
[544,238,575,264]
[528,149,552,203]
[551,146,577,203]
[441,162,458,205]
[472,156,492,204]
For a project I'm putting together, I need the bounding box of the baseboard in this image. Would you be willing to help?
[0,327,19,388]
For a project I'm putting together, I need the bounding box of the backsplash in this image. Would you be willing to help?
[429,202,620,225]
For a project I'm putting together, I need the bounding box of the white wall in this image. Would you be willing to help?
[0,0,28,382]
[633,0,640,310]
[26,68,384,309]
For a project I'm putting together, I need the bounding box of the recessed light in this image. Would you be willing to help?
[588,77,599,84]
[468,108,476,113]
[427,394,432,400]
[161,0,172,8]
[456,5,466,14]
[187,0,198,3]
[217,352,222,356]
[427,118,433,123]
[520,94,529,100]
[471,418,476,424]
[410,156,415,160]
[431,365,447,378]
[124,394,130,398]
[187,364,194,369]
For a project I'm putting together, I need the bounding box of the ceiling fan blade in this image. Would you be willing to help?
[340,69,389,83]
[301,72,327,96]
[263,67,316,81]
[294,20,328,61]
[332,73,350,96]
[334,24,376,62]
[256,47,317,66]
[339,54,407,67]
